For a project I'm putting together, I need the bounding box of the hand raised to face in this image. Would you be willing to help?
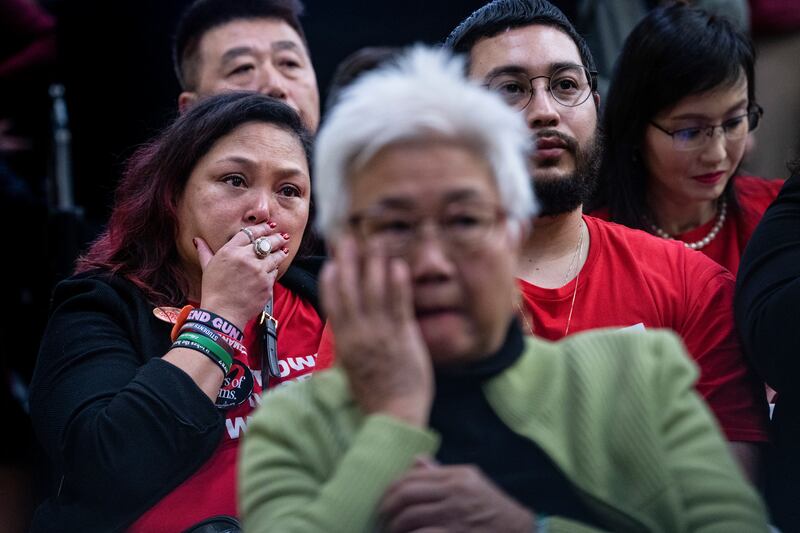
[197,221,290,329]
[320,235,433,428]
[379,458,536,533]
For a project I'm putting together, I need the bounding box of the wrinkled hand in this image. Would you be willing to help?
[197,222,290,329]
[380,458,536,533]
[321,235,433,427]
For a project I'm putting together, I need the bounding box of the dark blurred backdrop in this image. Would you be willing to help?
[50,0,495,226]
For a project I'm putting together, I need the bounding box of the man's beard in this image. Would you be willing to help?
[532,129,602,217]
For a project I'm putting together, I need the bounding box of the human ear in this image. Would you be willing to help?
[178,92,199,114]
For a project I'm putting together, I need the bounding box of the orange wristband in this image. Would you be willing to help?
[170,304,195,342]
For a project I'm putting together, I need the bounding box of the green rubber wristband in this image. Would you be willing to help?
[172,339,228,376]
[178,331,234,372]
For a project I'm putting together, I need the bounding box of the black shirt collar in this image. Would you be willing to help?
[434,320,525,385]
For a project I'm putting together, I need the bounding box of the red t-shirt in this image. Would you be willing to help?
[128,282,327,533]
[518,215,768,443]
[670,177,784,276]
[592,176,784,276]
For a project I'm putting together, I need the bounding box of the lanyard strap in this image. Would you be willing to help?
[261,298,280,388]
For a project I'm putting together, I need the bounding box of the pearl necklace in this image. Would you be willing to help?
[649,199,727,251]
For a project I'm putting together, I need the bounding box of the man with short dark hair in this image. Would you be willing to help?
[173,0,320,131]
[445,0,768,482]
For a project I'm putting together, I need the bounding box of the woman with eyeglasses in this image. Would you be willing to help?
[590,2,784,276]
[240,46,768,533]
[28,92,329,532]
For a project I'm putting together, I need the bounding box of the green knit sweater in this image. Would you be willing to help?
[239,328,768,532]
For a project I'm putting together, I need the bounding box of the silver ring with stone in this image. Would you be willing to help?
[254,237,272,258]
[240,227,255,244]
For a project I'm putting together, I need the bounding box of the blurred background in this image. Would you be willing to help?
[1,0,799,531]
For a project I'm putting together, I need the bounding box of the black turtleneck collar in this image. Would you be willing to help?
[428,318,602,527]
[433,319,525,385]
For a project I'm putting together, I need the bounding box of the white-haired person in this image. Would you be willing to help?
[238,47,767,532]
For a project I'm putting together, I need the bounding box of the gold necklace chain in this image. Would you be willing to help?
[518,219,585,338]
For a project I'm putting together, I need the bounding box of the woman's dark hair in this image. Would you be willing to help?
[591,2,756,228]
[77,92,313,305]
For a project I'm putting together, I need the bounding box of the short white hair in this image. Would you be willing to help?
[313,45,538,238]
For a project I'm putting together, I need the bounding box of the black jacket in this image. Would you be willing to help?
[29,261,322,532]
[735,174,800,532]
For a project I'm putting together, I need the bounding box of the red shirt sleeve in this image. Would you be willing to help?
[678,254,770,442]
[316,321,336,370]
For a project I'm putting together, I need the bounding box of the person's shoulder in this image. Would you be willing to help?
[511,330,698,409]
[735,175,785,213]
[734,176,786,235]
[58,268,116,287]
[585,214,681,252]
[522,328,692,371]
[735,175,785,197]
[567,326,687,356]
[562,328,698,385]
[585,214,722,277]
[588,215,729,271]
[51,269,149,308]
[41,270,172,353]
